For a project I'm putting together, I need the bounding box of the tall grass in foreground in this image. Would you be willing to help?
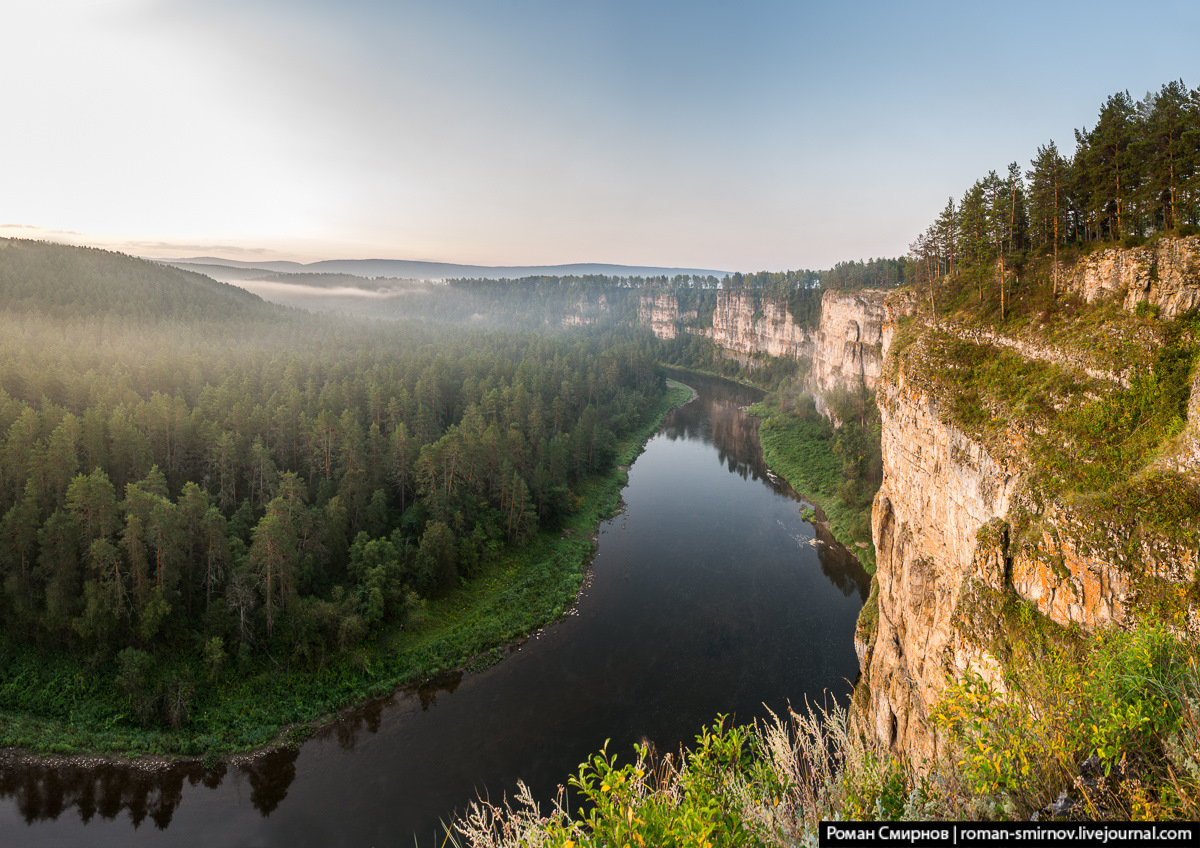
[454,624,1200,846]
[455,702,920,848]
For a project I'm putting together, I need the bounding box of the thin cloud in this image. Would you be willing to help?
[0,224,85,235]
[122,241,279,256]
[237,280,430,299]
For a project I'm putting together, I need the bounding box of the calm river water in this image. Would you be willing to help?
[0,370,868,847]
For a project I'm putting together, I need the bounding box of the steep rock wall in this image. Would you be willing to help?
[860,371,1020,762]
[1060,234,1200,317]
[858,242,1200,764]
[637,288,892,402]
[702,291,813,359]
[808,290,888,395]
[638,294,686,339]
[862,362,1200,763]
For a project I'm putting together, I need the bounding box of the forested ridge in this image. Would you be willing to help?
[219,257,907,333]
[0,239,278,322]
[0,239,668,744]
[440,260,905,330]
[909,80,1200,302]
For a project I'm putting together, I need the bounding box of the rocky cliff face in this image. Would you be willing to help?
[638,288,891,401]
[808,290,889,395]
[638,293,685,339]
[857,237,1200,766]
[1060,234,1200,317]
[701,291,813,359]
[859,363,1020,762]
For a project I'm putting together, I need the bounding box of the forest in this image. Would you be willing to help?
[0,238,668,736]
[206,256,907,334]
[0,225,908,747]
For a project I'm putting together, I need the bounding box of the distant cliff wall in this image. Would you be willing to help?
[637,293,687,339]
[638,288,892,401]
[701,291,813,359]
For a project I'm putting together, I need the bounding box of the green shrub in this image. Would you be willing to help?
[934,622,1200,818]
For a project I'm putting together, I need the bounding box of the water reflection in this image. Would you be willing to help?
[662,369,869,604]
[1,757,220,828]
[661,372,768,486]
[328,696,389,753]
[417,670,464,711]
[240,748,299,816]
[814,519,870,602]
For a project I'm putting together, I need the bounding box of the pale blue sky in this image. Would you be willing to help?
[3,0,1198,271]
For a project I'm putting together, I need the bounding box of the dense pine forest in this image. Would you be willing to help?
[0,239,668,740]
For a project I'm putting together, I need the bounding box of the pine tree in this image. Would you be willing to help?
[1027,141,1069,294]
[1078,91,1139,239]
[1137,80,1198,230]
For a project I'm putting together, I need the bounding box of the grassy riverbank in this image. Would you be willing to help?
[748,398,877,573]
[0,383,694,760]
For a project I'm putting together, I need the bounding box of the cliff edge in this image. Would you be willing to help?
[856,236,1200,766]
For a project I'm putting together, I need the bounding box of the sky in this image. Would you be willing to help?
[3,0,1198,273]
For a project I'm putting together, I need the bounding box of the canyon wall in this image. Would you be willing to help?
[1059,234,1200,317]
[859,370,1021,761]
[639,288,891,399]
[637,293,688,339]
[807,290,889,395]
[701,291,813,359]
[857,236,1200,766]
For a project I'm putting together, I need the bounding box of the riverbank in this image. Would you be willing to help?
[747,400,877,573]
[0,382,696,762]
[661,364,875,570]
[665,377,698,403]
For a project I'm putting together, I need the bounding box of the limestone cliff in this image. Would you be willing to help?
[638,293,687,339]
[856,236,1200,766]
[1060,234,1200,317]
[638,288,891,401]
[807,290,888,395]
[860,368,1019,762]
[701,291,813,359]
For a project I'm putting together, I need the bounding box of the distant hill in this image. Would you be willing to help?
[161,261,284,282]
[162,256,729,281]
[0,239,281,321]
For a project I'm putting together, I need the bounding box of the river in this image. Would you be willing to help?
[0,370,869,846]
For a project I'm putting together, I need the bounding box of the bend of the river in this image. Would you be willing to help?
[0,370,869,847]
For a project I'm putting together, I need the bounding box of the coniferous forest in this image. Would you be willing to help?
[0,238,668,745]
